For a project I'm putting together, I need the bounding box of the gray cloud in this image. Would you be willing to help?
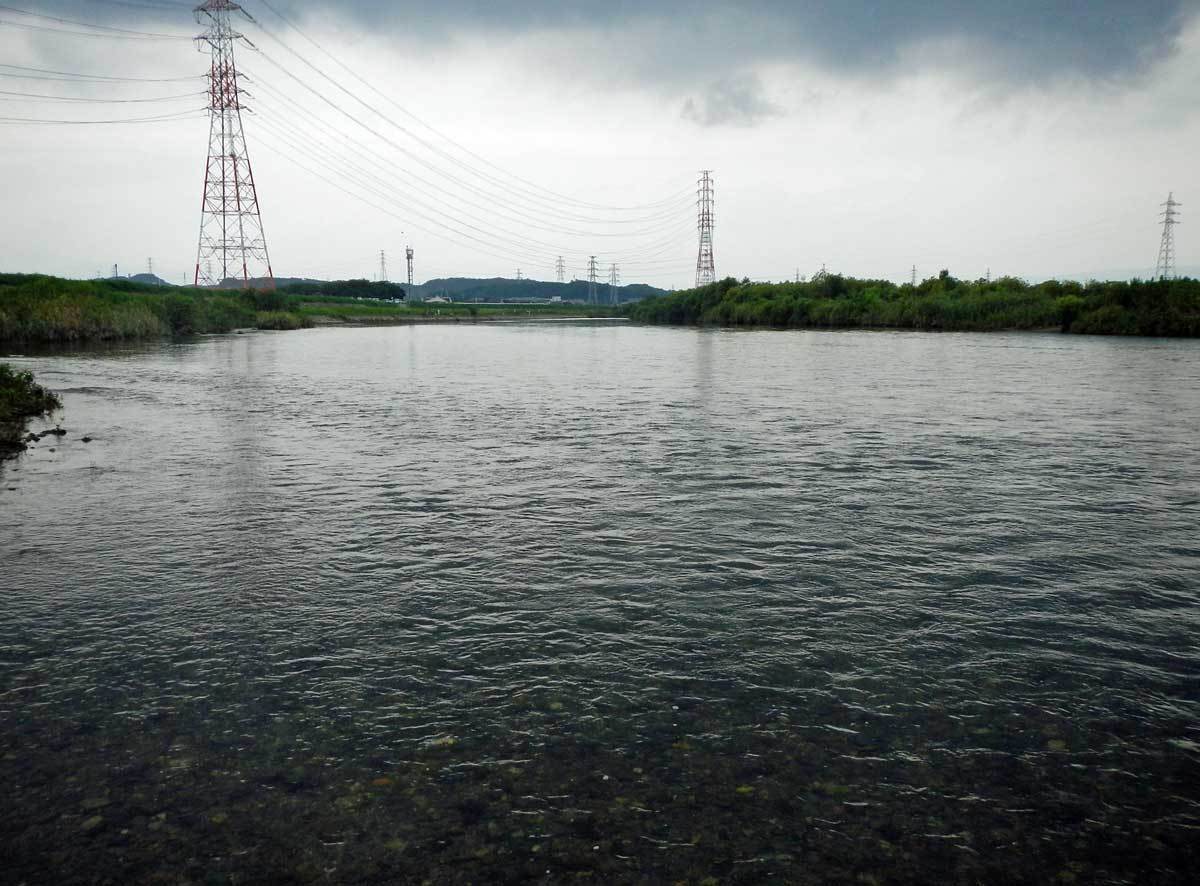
[270,0,1195,83]
[40,1,1197,84]
[681,74,780,128]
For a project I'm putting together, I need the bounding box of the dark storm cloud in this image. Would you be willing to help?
[47,1,1194,83]
[268,0,1193,81]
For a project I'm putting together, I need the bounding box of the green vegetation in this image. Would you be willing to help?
[279,278,407,301]
[1,363,61,459]
[409,276,667,304]
[0,274,618,344]
[624,273,1200,337]
[0,274,264,341]
[254,311,309,331]
[292,300,616,323]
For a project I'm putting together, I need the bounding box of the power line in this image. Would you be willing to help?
[252,0,693,214]
[250,101,693,265]
[0,18,189,38]
[0,108,204,124]
[0,63,199,83]
[0,4,186,36]
[82,0,192,11]
[199,18,697,271]
[6,2,693,283]
[0,88,205,103]
[250,111,602,265]
[251,125,572,268]
[245,52,693,231]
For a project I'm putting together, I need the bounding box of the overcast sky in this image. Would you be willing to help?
[1,0,1198,286]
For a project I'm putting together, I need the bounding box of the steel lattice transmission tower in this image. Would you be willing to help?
[695,170,716,288]
[193,1,273,289]
[555,256,565,284]
[608,263,620,305]
[406,246,414,285]
[588,256,599,304]
[1156,192,1181,281]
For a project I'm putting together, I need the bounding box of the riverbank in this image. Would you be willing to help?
[0,274,616,344]
[624,274,1200,336]
[0,363,60,460]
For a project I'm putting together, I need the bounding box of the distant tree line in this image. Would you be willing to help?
[278,279,406,301]
[623,272,1200,337]
[411,278,666,304]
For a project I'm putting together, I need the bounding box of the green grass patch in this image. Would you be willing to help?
[0,274,616,343]
[255,311,312,331]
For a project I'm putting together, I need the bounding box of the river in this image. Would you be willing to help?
[2,323,1199,883]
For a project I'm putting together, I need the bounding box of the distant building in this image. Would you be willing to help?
[425,295,452,304]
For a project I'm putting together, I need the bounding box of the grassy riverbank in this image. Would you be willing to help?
[0,364,61,460]
[625,274,1200,336]
[0,274,616,344]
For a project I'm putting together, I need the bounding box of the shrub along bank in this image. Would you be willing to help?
[0,363,61,459]
[0,274,308,342]
[624,273,1200,337]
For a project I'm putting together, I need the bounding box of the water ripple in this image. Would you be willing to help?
[2,326,1199,882]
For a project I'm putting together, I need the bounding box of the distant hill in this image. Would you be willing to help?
[126,273,171,287]
[410,277,667,304]
[211,276,327,289]
[183,275,668,301]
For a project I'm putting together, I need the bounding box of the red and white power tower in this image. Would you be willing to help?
[193,1,274,289]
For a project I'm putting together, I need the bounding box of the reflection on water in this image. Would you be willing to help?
[2,324,1199,883]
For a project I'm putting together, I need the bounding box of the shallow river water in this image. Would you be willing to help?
[2,323,1199,884]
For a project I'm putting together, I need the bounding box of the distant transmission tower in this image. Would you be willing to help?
[147,258,154,277]
[555,256,565,284]
[588,256,599,303]
[695,170,716,287]
[608,263,620,304]
[910,265,917,287]
[406,246,414,285]
[379,250,388,282]
[1156,192,1181,281]
[193,1,273,289]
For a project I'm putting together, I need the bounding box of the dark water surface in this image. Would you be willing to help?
[2,324,1199,884]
